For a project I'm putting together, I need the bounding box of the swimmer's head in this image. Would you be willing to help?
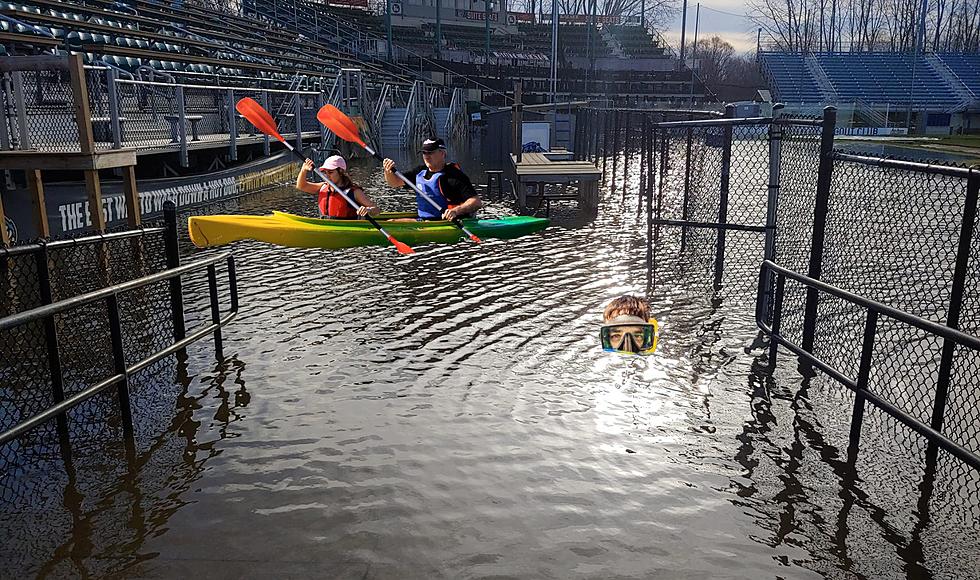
[601,295,658,355]
[603,295,650,322]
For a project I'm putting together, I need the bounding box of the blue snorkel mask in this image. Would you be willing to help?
[600,315,659,355]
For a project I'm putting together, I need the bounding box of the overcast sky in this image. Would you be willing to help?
[661,1,759,55]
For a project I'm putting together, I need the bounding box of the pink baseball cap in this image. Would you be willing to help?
[320,155,347,170]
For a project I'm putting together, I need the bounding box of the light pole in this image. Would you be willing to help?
[486,0,492,70]
[386,0,393,62]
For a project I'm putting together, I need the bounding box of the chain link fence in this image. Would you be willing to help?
[1,60,329,154]
[0,228,172,504]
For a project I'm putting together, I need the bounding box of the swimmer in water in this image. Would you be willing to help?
[600,295,659,355]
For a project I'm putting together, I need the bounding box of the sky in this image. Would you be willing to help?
[661,0,759,55]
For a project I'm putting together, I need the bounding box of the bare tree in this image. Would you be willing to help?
[750,0,980,52]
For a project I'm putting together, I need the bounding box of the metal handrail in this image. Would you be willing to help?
[0,227,166,258]
[399,80,420,147]
[113,77,322,95]
[446,87,465,140]
[0,252,238,446]
[756,260,980,471]
[374,82,391,130]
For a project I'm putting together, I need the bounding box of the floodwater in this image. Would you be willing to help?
[2,150,979,579]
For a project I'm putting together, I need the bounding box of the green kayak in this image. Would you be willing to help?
[188,211,550,249]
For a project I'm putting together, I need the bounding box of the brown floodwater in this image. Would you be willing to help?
[1,152,978,579]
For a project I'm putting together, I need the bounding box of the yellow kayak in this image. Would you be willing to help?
[188,211,550,249]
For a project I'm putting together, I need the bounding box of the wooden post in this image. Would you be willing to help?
[68,54,106,232]
[83,170,106,231]
[27,169,49,238]
[122,165,140,227]
[68,55,95,155]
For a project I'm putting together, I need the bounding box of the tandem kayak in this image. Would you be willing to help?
[188,211,550,249]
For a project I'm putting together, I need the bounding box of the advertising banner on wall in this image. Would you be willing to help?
[1,152,296,243]
[540,13,621,23]
[454,9,534,22]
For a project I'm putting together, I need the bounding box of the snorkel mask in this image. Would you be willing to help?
[600,315,659,355]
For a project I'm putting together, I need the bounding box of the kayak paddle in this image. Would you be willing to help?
[315,104,482,244]
[235,97,415,255]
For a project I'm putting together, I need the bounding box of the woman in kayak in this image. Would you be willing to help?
[296,155,380,219]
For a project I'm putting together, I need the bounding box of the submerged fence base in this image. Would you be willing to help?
[0,202,238,465]
[574,104,980,480]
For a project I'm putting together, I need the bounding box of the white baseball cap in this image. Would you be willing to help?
[320,155,347,170]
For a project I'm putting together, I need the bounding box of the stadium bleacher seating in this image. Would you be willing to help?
[605,25,665,58]
[759,51,975,110]
[757,52,821,102]
[0,0,707,105]
[937,52,980,98]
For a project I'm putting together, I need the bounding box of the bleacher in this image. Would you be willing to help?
[0,0,415,85]
[937,52,980,98]
[0,0,708,111]
[759,51,975,111]
[757,52,821,102]
[605,25,665,58]
[816,53,960,108]
[557,23,609,58]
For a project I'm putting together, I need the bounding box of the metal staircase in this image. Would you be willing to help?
[381,107,407,148]
[924,53,977,109]
[804,54,838,102]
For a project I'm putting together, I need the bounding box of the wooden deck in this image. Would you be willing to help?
[510,152,601,212]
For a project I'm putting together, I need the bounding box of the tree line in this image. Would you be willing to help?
[750,0,980,52]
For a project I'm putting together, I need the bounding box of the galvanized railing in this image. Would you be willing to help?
[398,79,421,148]
[757,260,980,471]
[445,87,466,142]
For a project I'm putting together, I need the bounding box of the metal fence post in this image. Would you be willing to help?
[207,264,224,360]
[761,107,784,319]
[176,85,188,167]
[681,120,693,251]
[12,71,30,150]
[714,104,735,291]
[928,169,979,456]
[163,201,186,342]
[260,90,271,156]
[801,106,837,353]
[107,68,122,149]
[768,271,786,369]
[35,243,70,449]
[293,92,303,153]
[106,294,134,439]
[848,309,879,459]
[227,88,237,161]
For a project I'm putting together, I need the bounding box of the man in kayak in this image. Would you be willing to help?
[382,138,483,221]
[296,155,380,219]
[600,295,659,355]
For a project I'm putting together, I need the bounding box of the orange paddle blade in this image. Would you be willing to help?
[236,97,284,143]
[316,105,366,148]
[389,236,415,255]
[324,104,360,135]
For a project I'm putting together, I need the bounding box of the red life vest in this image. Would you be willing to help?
[318,183,359,219]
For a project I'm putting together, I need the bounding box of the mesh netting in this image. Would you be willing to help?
[0,229,172,496]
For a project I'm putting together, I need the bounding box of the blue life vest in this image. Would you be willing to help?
[415,170,451,219]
